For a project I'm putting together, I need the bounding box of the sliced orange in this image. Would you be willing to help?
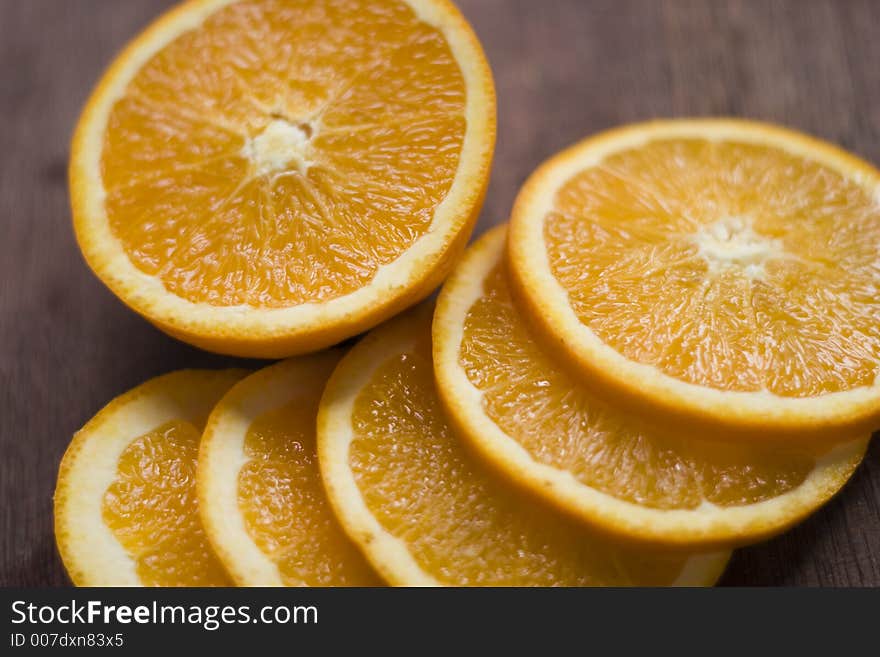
[434,226,869,547]
[198,353,381,586]
[71,0,495,358]
[508,119,880,441]
[318,306,730,585]
[54,369,245,586]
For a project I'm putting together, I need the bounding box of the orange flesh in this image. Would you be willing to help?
[349,326,691,585]
[102,0,466,307]
[544,138,880,396]
[460,258,826,510]
[103,421,231,586]
[238,393,379,586]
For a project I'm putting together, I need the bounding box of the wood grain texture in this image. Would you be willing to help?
[0,0,877,587]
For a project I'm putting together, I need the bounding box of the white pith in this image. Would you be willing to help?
[241,118,314,177]
[693,215,783,280]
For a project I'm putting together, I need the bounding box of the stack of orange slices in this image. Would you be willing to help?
[55,0,879,587]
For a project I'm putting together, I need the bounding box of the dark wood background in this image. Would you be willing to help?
[2,0,878,587]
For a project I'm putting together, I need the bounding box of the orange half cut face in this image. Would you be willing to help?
[71,0,496,357]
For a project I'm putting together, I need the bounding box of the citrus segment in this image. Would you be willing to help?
[71,0,495,357]
[434,226,869,546]
[199,354,381,586]
[508,119,880,440]
[318,306,730,585]
[55,369,245,586]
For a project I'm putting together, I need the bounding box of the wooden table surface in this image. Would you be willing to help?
[2,0,879,587]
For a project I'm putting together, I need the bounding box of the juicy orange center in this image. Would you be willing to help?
[544,137,880,396]
[349,328,690,585]
[460,259,819,510]
[102,0,466,308]
[238,393,378,586]
[103,421,231,586]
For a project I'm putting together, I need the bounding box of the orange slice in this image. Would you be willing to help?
[508,119,880,441]
[71,0,495,358]
[434,226,868,547]
[54,369,245,586]
[198,353,381,586]
[318,306,731,585]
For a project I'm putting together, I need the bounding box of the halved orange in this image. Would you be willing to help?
[508,119,880,442]
[54,369,245,586]
[434,226,868,547]
[198,353,381,586]
[71,0,495,358]
[318,306,731,585]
